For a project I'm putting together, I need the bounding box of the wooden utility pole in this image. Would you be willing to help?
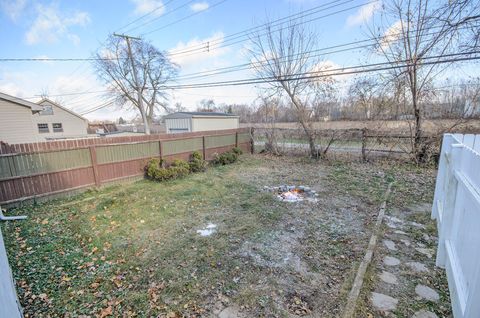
[113,33,150,135]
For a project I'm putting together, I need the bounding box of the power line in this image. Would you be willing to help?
[80,98,117,115]
[0,57,124,62]
[164,53,480,89]
[123,0,199,34]
[167,0,363,56]
[141,0,229,36]
[116,0,177,33]
[80,52,480,115]
[173,24,478,82]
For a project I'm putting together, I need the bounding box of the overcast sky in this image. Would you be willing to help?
[0,0,476,121]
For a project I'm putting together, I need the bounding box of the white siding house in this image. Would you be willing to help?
[164,112,239,133]
[0,92,43,144]
[33,99,88,140]
[0,93,88,145]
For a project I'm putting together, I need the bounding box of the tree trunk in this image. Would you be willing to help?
[410,66,422,162]
[286,89,318,158]
[139,106,150,135]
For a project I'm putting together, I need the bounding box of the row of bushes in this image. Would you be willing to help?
[145,147,243,182]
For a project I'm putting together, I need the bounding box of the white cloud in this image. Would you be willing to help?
[378,20,402,51]
[0,0,27,21]
[190,2,209,12]
[345,1,381,28]
[169,32,230,67]
[131,0,165,16]
[25,3,90,45]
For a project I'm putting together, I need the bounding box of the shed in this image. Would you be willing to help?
[164,112,239,133]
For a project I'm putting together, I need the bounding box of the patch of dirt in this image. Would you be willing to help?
[229,156,379,317]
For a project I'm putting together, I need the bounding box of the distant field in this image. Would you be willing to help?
[242,119,480,135]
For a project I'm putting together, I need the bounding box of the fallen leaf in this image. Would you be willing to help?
[99,305,112,318]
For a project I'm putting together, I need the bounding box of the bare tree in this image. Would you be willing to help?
[370,0,479,161]
[257,95,282,155]
[94,35,178,134]
[249,20,332,158]
[196,99,216,112]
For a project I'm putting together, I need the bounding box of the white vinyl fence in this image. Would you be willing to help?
[0,226,22,317]
[432,133,480,318]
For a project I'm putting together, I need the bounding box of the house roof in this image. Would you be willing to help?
[37,98,88,121]
[0,92,43,111]
[164,112,239,119]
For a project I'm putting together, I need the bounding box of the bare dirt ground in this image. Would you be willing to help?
[243,119,480,135]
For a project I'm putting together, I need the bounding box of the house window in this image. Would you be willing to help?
[52,123,63,132]
[39,105,54,115]
[38,123,49,133]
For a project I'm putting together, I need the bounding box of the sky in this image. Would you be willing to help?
[0,0,476,121]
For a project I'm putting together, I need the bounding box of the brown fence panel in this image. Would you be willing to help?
[0,128,251,205]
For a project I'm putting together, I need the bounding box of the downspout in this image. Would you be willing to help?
[0,207,27,221]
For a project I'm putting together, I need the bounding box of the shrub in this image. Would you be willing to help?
[153,167,175,181]
[189,151,207,172]
[146,158,162,179]
[211,150,239,165]
[145,158,190,181]
[170,159,190,178]
[232,147,243,155]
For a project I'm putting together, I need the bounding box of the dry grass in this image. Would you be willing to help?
[1,154,443,317]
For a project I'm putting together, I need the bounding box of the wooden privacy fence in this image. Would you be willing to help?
[432,133,480,318]
[0,128,252,205]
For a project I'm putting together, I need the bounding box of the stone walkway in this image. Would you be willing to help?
[366,203,452,317]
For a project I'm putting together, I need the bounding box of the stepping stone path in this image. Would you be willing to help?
[415,247,434,259]
[371,292,398,311]
[379,271,398,285]
[406,261,429,273]
[383,239,397,251]
[364,203,450,316]
[383,256,400,266]
[412,310,439,318]
[400,238,411,246]
[415,284,440,302]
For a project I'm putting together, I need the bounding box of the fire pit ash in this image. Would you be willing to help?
[262,185,318,202]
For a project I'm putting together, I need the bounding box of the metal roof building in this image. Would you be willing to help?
[163,112,239,133]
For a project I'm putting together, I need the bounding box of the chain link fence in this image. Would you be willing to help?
[252,127,441,162]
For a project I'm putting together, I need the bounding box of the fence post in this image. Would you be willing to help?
[235,131,239,148]
[158,140,163,161]
[202,136,206,160]
[436,142,462,268]
[250,128,255,154]
[361,128,367,162]
[89,146,100,187]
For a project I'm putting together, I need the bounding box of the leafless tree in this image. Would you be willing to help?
[94,35,178,134]
[257,95,281,155]
[369,0,479,161]
[249,20,333,158]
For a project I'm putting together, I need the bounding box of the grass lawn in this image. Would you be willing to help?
[2,154,437,317]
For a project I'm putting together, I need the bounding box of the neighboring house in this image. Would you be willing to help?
[0,93,88,144]
[164,112,239,133]
[33,98,88,139]
[0,92,44,144]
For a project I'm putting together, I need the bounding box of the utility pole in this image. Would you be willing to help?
[113,33,150,135]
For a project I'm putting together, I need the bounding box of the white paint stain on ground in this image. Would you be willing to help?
[197,223,217,236]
